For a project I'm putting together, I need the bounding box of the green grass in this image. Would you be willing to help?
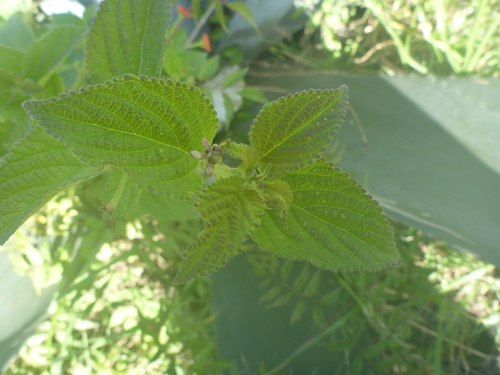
[276,0,500,76]
[4,194,225,375]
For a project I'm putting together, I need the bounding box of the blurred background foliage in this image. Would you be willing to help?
[1,0,500,374]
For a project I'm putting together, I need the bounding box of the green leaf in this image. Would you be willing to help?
[174,176,265,283]
[24,26,86,85]
[0,44,25,76]
[86,0,170,80]
[261,179,293,220]
[0,69,17,110]
[266,292,292,309]
[22,75,218,199]
[255,73,500,268]
[293,262,310,291]
[138,192,199,222]
[225,2,262,39]
[214,2,229,33]
[40,72,66,99]
[0,14,34,52]
[252,158,400,272]
[223,67,248,88]
[222,141,260,173]
[249,86,348,177]
[23,75,218,199]
[239,87,268,104]
[51,13,87,27]
[259,286,282,303]
[302,269,321,297]
[197,55,220,82]
[0,126,101,245]
[164,49,208,82]
[290,300,306,325]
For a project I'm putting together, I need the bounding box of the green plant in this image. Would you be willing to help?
[1,0,399,286]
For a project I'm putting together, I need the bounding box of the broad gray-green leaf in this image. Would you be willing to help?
[22,75,218,199]
[249,86,348,177]
[0,252,58,372]
[252,158,400,272]
[0,126,101,245]
[86,0,170,80]
[174,176,265,283]
[24,26,86,85]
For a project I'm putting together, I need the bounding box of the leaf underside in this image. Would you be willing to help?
[22,75,218,199]
[86,0,170,80]
[0,126,101,245]
[252,158,400,272]
[174,176,265,283]
[249,86,348,177]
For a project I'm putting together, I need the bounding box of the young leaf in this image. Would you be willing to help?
[0,126,101,245]
[86,0,171,80]
[22,75,219,199]
[252,158,400,272]
[24,26,86,85]
[261,179,293,219]
[249,86,348,177]
[222,141,260,173]
[174,176,265,283]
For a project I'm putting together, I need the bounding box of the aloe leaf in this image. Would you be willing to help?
[252,158,400,272]
[86,0,170,80]
[249,86,348,177]
[22,75,219,200]
[174,176,265,283]
[0,126,101,245]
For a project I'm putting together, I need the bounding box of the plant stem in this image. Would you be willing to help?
[109,170,128,209]
[187,2,216,46]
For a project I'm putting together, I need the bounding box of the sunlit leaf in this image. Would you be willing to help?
[252,158,400,272]
[0,127,101,245]
[24,26,86,85]
[22,75,218,199]
[174,176,265,283]
[249,86,348,177]
[86,0,170,80]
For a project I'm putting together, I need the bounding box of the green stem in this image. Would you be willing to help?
[109,170,128,209]
[98,170,128,228]
[187,2,216,46]
[166,13,186,46]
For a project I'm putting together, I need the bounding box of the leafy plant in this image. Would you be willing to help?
[0,0,399,285]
